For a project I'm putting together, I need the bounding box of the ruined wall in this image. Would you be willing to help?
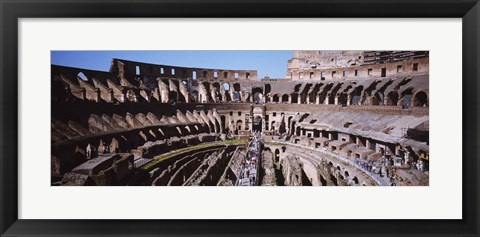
[286,50,429,81]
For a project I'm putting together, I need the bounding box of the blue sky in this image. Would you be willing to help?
[51,51,293,79]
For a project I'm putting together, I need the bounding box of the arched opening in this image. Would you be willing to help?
[387,91,399,106]
[233,91,241,102]
[272,94,279,103]
[414,91,428,106]
[281,94,289,103]
[126,89,137,102]
[191,90,199,102]
[253,115,262,132]
[212,83,221,102]
[233,83,241,92]
[264,84,271,94]
[350,86,364,105]
[401,88,414,107]
[254,92,263,104]
[223,83,231,101]
[169,91,178,103]
[338,93,348,105]
[252,87,263,104]
[372,92,383,105]
[223,83,230,91]
[291,93,299,104]
[236,120,243,131]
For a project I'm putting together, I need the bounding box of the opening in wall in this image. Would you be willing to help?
[234,72,239,79]
[381,68,386,77]
[413,63,419,71]
[214,71,218,78]
[355,69,359,76]
[136,66,140,75]
[192,71,197,80]
[171,68,175,76]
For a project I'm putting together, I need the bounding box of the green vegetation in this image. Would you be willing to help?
[142,140,247,170]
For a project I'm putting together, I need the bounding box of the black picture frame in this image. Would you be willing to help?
[1,0,479,236]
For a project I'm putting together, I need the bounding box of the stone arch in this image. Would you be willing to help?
[350,86,364,105]
[223,82,230,91]
[413,91,428,106]
[338,93,348,105]
[272,94,279,103]
[401,88,414,107]
[252,87,263,103]
[387,91,399,106]
[191,90,199,102]
[281,94,289,103]
[291,93,299,104]
[236,120,243,131]
[223,83,231,101]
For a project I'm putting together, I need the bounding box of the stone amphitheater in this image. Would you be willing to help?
[51,50,429,186]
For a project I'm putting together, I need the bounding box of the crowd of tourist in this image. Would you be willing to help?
[237,131,262,186]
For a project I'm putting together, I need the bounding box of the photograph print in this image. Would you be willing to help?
[51,50,429,186]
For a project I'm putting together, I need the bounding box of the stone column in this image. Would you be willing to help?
[316,95,320,104]
[334,95,339,105]
[347,95,351,106]
[288,95,292,104]
[324,95,329,105]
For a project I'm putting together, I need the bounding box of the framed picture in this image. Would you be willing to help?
[1,0,479,236]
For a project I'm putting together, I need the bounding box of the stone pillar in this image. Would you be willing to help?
[94,88,101,102]
[347,95,351,106]
[366,139,371,149]
[288,95,292,104]
[324,95,329,105]
[306,96,310,104]
[316,95,320,104]
[328,133,332,140]
[334,95,339,105]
